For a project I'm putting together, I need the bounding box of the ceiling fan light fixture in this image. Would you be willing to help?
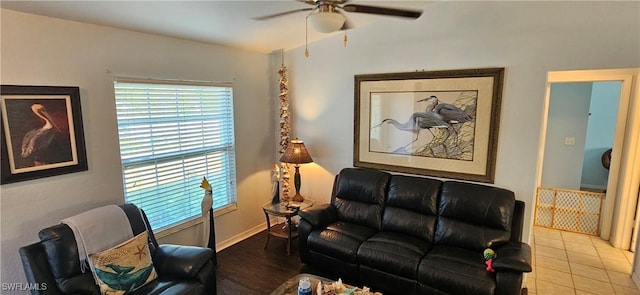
[308,11,345,33]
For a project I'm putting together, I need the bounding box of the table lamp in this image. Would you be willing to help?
[280,138,313,202]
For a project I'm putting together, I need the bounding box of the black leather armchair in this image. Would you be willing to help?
[19,204,216,295]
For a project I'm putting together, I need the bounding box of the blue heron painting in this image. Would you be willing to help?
[370,91,477,160]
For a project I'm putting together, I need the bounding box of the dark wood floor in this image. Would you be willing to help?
[215,229,324,294]
[215,230,528,295]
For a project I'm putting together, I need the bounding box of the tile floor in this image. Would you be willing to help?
[527,226,640,295]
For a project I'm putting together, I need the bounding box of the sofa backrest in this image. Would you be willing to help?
[38,224,100,294]
[331,168,391,230]
[383,175,442,242]
[33,204,154,295]
[434,181,515,251]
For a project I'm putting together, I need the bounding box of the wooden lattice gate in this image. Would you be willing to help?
[534,187,605,235]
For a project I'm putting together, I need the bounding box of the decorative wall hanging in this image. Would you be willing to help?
[1,85,88,184]
[353,68,504,183]
[278,62,292,201]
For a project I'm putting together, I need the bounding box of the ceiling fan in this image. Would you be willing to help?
[254,0,423,33]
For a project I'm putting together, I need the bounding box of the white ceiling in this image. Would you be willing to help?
[0,1,432,53]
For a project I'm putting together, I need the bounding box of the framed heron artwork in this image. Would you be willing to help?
[354,68,504,183]
[1,85,88,184]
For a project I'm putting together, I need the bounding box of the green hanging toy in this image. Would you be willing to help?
[483,248,496,272]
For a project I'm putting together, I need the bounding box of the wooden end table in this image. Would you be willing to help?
[263,199,314,255]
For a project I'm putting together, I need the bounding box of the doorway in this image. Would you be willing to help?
[540,82,620,191]
[536,82,621,236]
[535,68,640,252]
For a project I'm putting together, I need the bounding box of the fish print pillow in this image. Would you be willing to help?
[89,231,157,295]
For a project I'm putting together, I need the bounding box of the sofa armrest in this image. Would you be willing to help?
[493,242,532,273]
[298,204,338,228]
[20,242,61,295]
[152,244,215,280]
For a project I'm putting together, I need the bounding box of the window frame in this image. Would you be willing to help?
[113,77,238,233]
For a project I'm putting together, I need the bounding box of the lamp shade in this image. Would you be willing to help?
[308,11,345,33]
[280,139,313,164]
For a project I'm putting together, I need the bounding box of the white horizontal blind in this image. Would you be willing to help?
[114,79,237,231]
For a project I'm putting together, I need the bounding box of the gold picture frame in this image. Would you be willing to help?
[354,68,504,183]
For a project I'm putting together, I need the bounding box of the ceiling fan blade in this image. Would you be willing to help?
[253,8,314,20]
[299,0,351,4]
[342,4,422,19]
[296,0,319,5]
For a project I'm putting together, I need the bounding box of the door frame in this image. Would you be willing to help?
[535,68,640,249]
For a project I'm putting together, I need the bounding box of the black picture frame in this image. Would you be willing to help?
[1,85,88,184]
[354,68,504,183]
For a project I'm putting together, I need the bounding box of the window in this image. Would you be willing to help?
[114,78,237,231]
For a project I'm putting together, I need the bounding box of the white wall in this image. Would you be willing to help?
[542,83,592,190]
[0,9,276,288]
[282,1,640,244]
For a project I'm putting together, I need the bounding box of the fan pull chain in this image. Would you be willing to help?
[344,31,348,48]
[304,16,310,58]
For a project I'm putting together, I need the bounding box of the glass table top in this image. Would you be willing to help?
[263,199,314,215]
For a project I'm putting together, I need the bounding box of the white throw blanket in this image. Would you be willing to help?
[61,205,133,275]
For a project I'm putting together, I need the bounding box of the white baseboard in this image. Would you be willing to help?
[215,222,268,252]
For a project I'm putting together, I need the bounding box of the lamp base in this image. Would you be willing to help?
[292,193,304,202]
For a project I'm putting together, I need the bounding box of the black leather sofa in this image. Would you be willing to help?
[19,204,216,295]
[298,168,531,295]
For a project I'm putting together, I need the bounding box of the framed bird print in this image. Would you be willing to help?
[353,68,504,183]
[0,85,88,184]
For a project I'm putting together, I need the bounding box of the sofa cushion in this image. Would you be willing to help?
[418,245,496,295]
[359,266,418,295]
[434,181,515,251]
[358,231,432,279]
[383,175,441,241]
[332,168,391,230]
[307,221,377,263]
[130,278,204,295]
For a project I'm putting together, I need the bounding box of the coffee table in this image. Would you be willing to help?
[271,273,381,295]
[270,273,330,295]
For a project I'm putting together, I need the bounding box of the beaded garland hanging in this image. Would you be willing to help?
[278,64,292,202]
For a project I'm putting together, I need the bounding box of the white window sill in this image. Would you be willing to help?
[154,203,237,239]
